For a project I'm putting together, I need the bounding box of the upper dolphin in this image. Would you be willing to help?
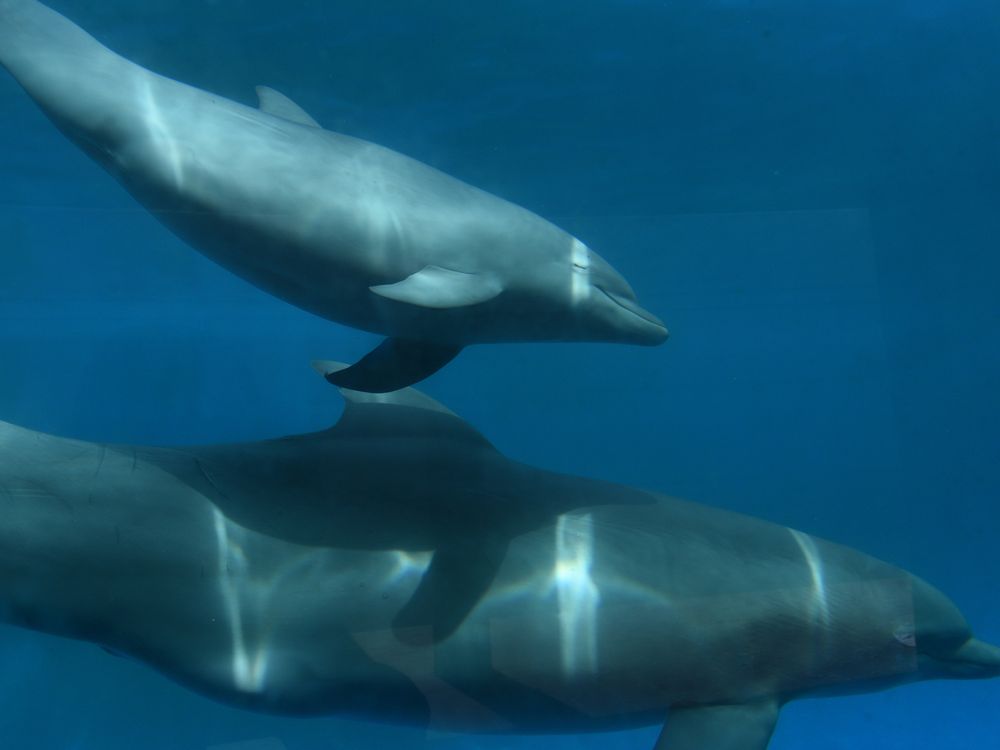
[0,0,667,391]
[0,364,996,749]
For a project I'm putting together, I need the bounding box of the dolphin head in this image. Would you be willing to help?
[560,239,669,346]
[910,577,1000,681]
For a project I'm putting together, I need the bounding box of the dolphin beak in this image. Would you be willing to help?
[951,638,1000,677]
[599,287,669,345]
[924,637,1000,679]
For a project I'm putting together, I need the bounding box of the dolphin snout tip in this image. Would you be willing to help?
[633,310,669,346]
[930,637,1000,679]
[640,321,669,346]
[962,638,1000,676]
[597,287,669,345]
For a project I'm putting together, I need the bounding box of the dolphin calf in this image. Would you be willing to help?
[0,0,667,392]
[0,366,996,748]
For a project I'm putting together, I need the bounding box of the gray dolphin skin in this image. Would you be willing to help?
[0,0,667,392]
[0,365,996,749]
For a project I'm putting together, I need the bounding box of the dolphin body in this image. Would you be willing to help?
[0,366,996,749]
[0,0,667,392]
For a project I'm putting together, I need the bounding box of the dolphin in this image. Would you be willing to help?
[0,367,996,748]
[0,0,667,392]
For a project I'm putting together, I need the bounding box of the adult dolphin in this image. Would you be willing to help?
[0,368,996,748]
[0,0,667,392]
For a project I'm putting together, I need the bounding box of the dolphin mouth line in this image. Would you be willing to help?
[597,286,669,335]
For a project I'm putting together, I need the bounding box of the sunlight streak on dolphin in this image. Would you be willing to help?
[550,512,600,675]
[212,508,271,693]
[385,549,432,586]
[570,238,591,305]
[137,77,185,190]
[790,528,830,627]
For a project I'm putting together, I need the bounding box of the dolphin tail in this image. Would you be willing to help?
[0,0,143,144]
[323,338,463,393]
[314,359,506,642]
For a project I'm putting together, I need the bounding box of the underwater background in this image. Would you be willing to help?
[0,0,997,748]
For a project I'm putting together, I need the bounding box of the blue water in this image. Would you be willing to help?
[1,0,998,748]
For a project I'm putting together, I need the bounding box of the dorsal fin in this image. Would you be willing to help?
[311,360,495,449]
[255,85,321,128]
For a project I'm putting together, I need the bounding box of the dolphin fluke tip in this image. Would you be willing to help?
[311,359,350,378]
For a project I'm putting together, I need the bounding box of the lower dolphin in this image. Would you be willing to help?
[0,371,995,748]
[0,0,667,392]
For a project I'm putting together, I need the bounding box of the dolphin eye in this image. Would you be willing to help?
[573,261,588,271]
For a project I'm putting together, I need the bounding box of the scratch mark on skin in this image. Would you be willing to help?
[93,445,107,478]
[88,444,107,505]
[196,458,229,500]
[7,479,74,514]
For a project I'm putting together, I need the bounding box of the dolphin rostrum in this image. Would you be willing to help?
[0,365,995,749]
[0,0,667,392]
